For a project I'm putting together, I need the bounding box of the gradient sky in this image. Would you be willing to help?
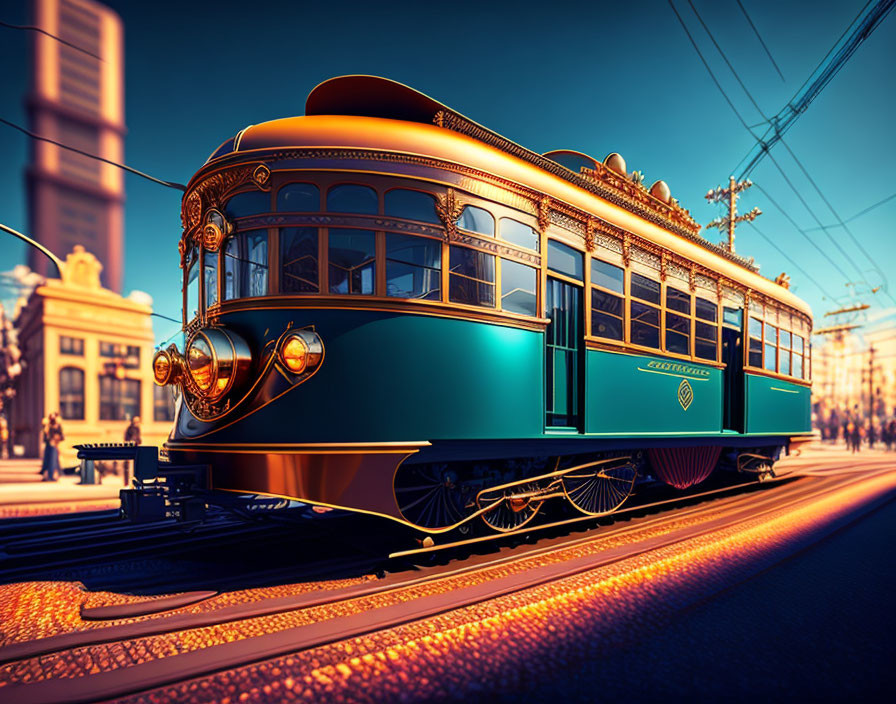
[1,0,894,345]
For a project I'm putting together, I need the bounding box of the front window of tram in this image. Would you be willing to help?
[185,256,199,323]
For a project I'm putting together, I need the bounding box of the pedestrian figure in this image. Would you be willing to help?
[887,420,896,452]
[0,415,8,460]
[124,416,142,445]
[868,421,877,450]
[40,413,64,481]
[847,421,859,454]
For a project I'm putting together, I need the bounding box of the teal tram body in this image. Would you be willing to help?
[149,76,813,535]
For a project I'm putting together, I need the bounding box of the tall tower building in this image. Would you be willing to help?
[26,0,125,292]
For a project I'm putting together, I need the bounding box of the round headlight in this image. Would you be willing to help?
[280,335,309,373]
[152,349,180,386]
[185,328,251,400]
[277,330,324,376]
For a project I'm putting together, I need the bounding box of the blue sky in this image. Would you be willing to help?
[1,0,894,344]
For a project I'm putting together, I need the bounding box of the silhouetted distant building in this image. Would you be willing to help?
[27,0,125,291]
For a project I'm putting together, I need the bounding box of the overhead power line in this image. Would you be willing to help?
[0,117,186,191]
[734,0,785,81]
[745,221,837,300]
[804,191,896,231]
[0,19,102,61]
[734,0,896,180]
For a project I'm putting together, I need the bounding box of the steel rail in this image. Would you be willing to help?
[1,467,888,700]
[0,473,804,665]
[5,469,892,704]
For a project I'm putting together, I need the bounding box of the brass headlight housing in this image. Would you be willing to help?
[152,347,182,386]
[278,330,324,376]
[185,328,252,400]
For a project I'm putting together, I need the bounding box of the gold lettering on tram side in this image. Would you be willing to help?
[636,359,712,381]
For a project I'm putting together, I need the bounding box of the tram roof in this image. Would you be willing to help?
[196,76,811,318]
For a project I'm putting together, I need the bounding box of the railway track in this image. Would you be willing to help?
[1,459,894,704]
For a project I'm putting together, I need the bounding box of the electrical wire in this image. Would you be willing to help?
[0,117,186,191]
[0,20,102,61]
[734,0,785,81]
[744,221,837,300]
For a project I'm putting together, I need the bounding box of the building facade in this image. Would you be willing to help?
[11,247,173,462]
[27,0,125,291]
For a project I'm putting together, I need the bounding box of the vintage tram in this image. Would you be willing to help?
[148,75,813,536]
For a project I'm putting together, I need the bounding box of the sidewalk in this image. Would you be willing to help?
[0,458,44,484]
[0,472,123,519]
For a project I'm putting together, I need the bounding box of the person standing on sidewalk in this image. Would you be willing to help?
[40,413,64,481]
[124,416,142,445]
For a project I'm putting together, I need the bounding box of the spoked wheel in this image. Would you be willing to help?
[561,460,637,516]
[477,482,545,533]
[394,464,471,530]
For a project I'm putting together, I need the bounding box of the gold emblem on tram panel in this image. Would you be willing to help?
[677,378,693,411]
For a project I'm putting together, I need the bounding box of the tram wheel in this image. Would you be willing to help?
[477,481,544,533]
[561,460,637,516]
[394,464,471,530]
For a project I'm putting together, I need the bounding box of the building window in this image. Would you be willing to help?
[385,233,441,300]
[59,336,84,356]
[384,189,440,224]
[694,296,718,361]
[224,191,271,219]
[99,343,140,368]
[153,384,175,422]
[499,218,539,252]
[629,272,660,349]
[277,182,320,212]
[500,259,537,317]
[748,317,763,367]
[280,227,319,293]
[764,324,777,372]
[457,205,494,236]
[326,184,378,214]
[99,376,140,421]
[665,286,691,356]
[449,245,495,307]
[328,229,376,295]
[224,230,269,299]
[591,259,624,341]
[59,367,84,420]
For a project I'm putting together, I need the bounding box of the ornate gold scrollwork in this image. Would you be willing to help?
[622,233,632,267]
[202,209,234,252]
[537,196,551,234]
[689,266,697,292]
[252,164,272,189]
[435,188,463,239]
[585,219,596,252]
[660,252,668,282]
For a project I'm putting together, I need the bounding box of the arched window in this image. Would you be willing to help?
[223,191,271,219]
[457,205,494,236]
[326,184,378,214]
[59,367,84,420]
[384,189,440,224]
[277,183,320,212]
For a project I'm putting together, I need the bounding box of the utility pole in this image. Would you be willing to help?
[867,345,875,422]
[704,176,762,253]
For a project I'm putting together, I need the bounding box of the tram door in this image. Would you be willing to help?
[721,306,745,432]
[545,277,583,430]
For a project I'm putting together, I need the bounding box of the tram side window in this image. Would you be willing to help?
[224,230,269,300]
[547,240,583,281]
[457,205,494,236]
[329,229,376,295]
[204,249,218,308]
[385,233,441,300]
[277,183,320,212]
[764,323,778,372]
[500,217,539,252]
[665,286,691,355]
[779,330,792,376]
[280,227,319,294]
[501,259,537,316]
[629,272,660,349]
[590,259,623,341]
[384,189,440,224]
[185,256,199,322]
[327,184,378,214]
[224,191,271,219]
[793,334,804,378]
[449,245,495,307]
[694,297,718,361]
[748,317,763,367]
